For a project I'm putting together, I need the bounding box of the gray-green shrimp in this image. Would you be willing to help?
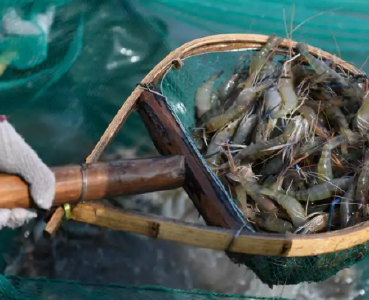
[341,183,356,228]
[234,166,279,213]
[195,71,223,119]
[355,149,369,215]
[261,187,307,227]
[254,213,294,233]
[230,115,307,165]
[205,118,239,166]
[355,92,369,135]
[232,113,258,145]
[264,86,282,119]
[317,136,343,183]
[206,80,272,132]
[296,43,348,87]
[297,105,329,137]
[218,72,243,102]
[248,34,282,77]
[275,62,298,117]
[294,213,328,234]
[260,154,284,177]
[288,177,354,201]
[325,106,360,153]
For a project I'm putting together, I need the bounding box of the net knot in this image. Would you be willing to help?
[226,223,247,252]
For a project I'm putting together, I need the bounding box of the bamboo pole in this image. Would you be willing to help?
[0,156,185,209]
[71,203,369,257]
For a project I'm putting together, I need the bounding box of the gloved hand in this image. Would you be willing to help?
[0,115,55,229]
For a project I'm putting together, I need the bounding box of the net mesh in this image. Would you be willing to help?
[160,50,369,285]
[0,275,308,300]
[0,0,169,166]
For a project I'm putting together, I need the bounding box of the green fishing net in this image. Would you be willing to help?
[0,0,169,166]
[0,275,308,300]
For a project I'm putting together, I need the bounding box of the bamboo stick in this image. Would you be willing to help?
[0,155,185,209]
[44,207,65,238]
[71,203,369,257]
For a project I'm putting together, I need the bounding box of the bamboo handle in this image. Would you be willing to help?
[0,155,185,209]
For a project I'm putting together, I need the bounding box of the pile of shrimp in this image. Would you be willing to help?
[191,34,369,235]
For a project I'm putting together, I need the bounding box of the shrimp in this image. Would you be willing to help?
[259,60,277,80]
[260,154,284,176]
[230,115,307,165]
[205,103,248,133]
[206,80,272,132]
[261,187,307,227]
[294,136,326,158]
[281,169,306,192]
[317,136,344,183]
[198,106,223,125]
[262,86,282,139]
[218,72,242,102]
[233,113,258,145]
[264,86,282,119]
[355,92,369,135]
[248,34,282,77]
[234,78,273,106]
[294,213,328,234]
[234,184,247,210]
[191,130,206,152]
[325,106,360,153]
[274,62,298,117]
[296,43,348,87]
[195,71,223,119]
[254,213,294,233]
[233,166,279,213]
[297,105,329,137]
[355,150,369,215]
[205,119,239,166]
[288,177,354,201]
[341,183,355,228]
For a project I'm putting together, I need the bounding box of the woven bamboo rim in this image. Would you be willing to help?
[82,34,366,257]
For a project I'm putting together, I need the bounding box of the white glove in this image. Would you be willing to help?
[2,6,55,37]
[0,115,55,229]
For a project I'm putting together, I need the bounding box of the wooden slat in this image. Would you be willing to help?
[71,203,369,257]
[138,91,245,230]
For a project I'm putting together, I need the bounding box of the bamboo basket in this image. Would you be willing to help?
[2,34,367,285]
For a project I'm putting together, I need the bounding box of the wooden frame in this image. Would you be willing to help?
[68,34,366,257]
[71,203,369,257]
